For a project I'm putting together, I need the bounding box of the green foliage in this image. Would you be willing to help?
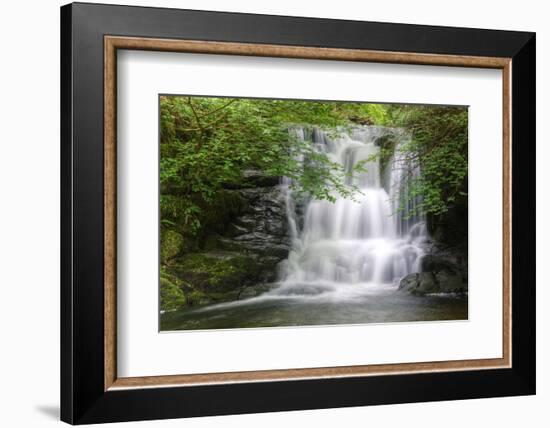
[358,103,389,125]
[160,96,386,235]
[386,105,468,216]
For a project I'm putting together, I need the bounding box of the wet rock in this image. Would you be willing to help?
[225,222,249,237]
[399,272,439,295]
[165,168,293,305]
[399,271,467,296]
[403,245,468,296]
[213,181,291,283]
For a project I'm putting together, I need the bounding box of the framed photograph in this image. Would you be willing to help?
[61,2,535,424]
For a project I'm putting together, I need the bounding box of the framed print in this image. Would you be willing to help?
[60,2,535,424]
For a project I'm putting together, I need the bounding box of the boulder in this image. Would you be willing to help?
[170,252,261,293]
[401,248,468,296]
[159,275,186,311]
[211,182,292,284]
[164,251,266,307]
[160,229,184,263]
[399,271,467,296]
[399,272,439,295]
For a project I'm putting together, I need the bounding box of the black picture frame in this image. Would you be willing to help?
[61,2,535,424]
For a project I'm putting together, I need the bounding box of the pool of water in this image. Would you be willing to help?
[160,283,468,331]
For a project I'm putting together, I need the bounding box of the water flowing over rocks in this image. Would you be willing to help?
[273,126,431,299]
[398,245,468,295]
[163,125,467,309]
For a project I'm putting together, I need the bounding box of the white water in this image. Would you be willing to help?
[274,126,428,298]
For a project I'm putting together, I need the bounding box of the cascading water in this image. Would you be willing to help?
[274,126,428,298]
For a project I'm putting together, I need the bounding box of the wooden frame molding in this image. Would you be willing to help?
[104,35,512,391]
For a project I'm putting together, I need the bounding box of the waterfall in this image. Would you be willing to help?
[277,126,428,294]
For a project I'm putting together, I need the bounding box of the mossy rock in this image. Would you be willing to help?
[160,276,186,311]
[160,229,184,262]
[160,268,244,309]
[185,290,212,306]
[171,252,261,293]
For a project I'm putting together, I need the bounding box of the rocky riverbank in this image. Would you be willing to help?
[160,169,291,311]
[399,250,468,296]
[399,194,468,296]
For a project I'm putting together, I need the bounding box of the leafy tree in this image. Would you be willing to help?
[160,96,381,235]
[385,105,468,217]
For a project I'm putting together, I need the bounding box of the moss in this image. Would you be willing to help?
[160,229,184,262]
[185,290,211,306]
[160,276,186,311]
[161,251,263,310]
[171,252,260,293]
